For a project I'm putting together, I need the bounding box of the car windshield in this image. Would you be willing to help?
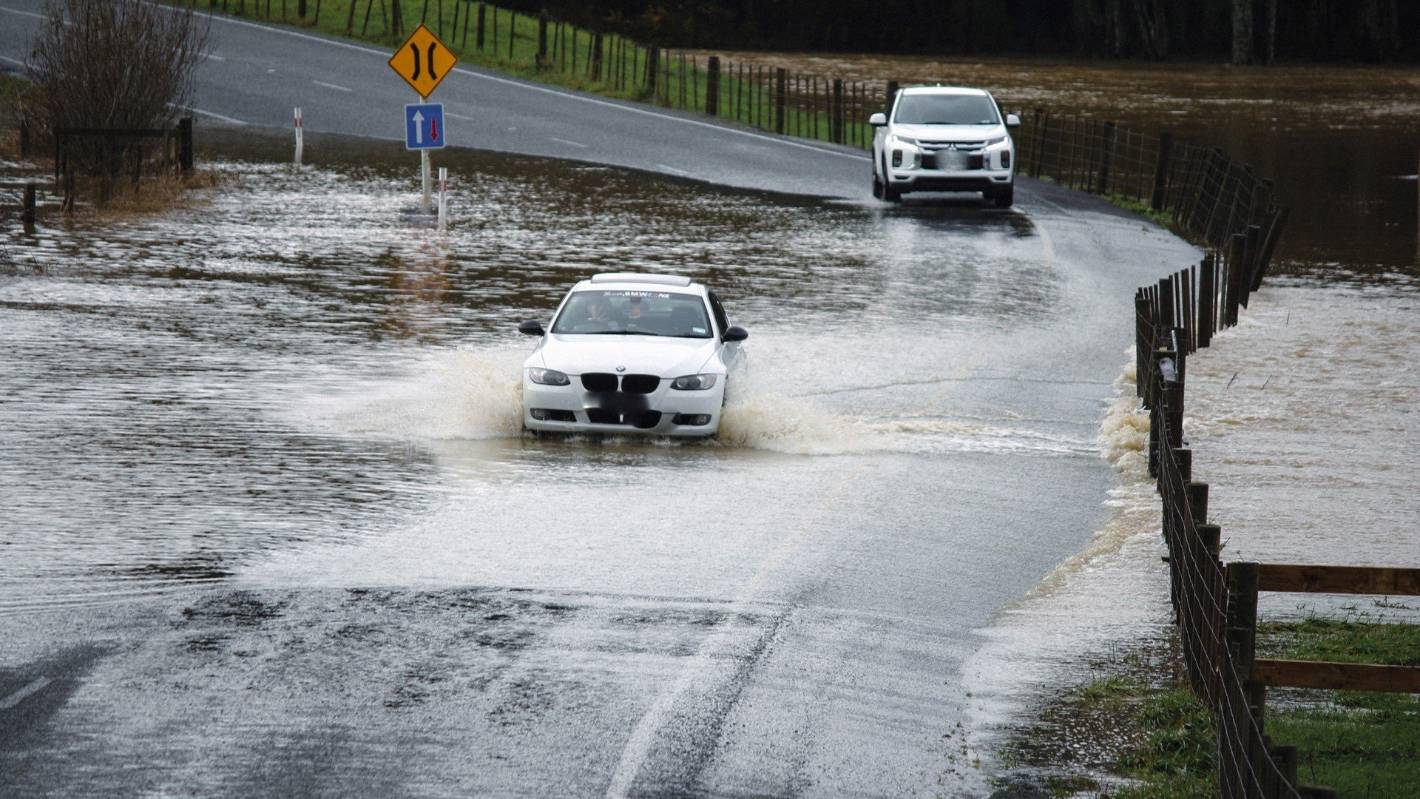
[894,94,999,126]
[551,289,713,338]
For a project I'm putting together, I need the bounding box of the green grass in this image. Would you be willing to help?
[175,0,878,150]
[1257,618,1420,797]
[1074,676,1216,799]
[1104,192,1174,227]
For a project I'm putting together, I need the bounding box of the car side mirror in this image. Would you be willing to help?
[518,320,545,336]
[1005,113,1021,128]
[868,112,887,127]
[722,326,748,343]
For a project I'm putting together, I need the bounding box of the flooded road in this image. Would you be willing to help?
[1,132,1196,795]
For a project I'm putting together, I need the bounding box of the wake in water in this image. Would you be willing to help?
[293,346,1095,457]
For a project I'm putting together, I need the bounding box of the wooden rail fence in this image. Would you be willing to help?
[1139,261,1419,797]
[53,118,194,207]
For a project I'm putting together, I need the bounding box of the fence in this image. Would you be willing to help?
[53,118,194,207]
[1138,258,1420,797]
[1019,113,1290,259]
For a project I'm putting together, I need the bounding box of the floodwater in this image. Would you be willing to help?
[692,51,1420,273]
[2,129,1194,795]
[0,135,1083,613]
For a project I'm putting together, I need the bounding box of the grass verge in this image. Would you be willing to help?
[1257,617,1420,797]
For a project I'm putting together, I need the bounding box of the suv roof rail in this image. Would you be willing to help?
[590,273,693,287]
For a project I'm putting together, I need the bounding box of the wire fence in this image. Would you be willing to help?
[1018,111,1289,262]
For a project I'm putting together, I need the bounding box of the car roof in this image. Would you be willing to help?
[577,273,706,295]
[899,86,991,97]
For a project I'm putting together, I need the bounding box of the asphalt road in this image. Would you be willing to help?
[0,1,867,197]
[0,4,1200,797]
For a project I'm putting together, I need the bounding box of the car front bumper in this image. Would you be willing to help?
[522,376,725,437]
[889,166,1014,193]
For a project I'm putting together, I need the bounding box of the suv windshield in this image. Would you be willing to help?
[894,94,999,126]
[551,289,713,338]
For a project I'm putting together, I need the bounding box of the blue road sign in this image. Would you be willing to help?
[404,103,446,150]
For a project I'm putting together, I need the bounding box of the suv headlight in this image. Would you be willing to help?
[983,135,1008,148]
[670,374,717,391]
[528,367,570,386]
[889,134,919,148]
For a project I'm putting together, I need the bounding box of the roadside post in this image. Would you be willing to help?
[388,24,458,215]
[437,167,448,231]
[293,107,303,165]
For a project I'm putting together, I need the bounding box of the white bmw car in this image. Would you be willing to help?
[518,273,748,437]
[870,85,1020,207]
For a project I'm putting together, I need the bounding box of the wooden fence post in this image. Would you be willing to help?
[1226,232,1247,327]
[885,80,898,114]
[591,33,603,81]
[1197,254,1215,348]
[1096,121,1116,195]
[705,56,720,116]
[831,79,844,144]
[536,12,547,68]
[178,117,194,177]
[21,182,36,234]
[475,2,485,49]
[1151,131,1172,211]
[774,68,787,134]
[645,46,658,96]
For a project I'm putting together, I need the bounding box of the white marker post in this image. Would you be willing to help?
[437,167,448,231]
[293,107,304,165]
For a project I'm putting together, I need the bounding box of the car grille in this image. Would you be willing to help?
[585,409,663,429]
[921,151,985,171]
[620,374,660,394]
[580,373,660,394]
[581,373,618,392]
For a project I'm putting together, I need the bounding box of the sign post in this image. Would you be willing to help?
[388,24,458,215]
[293,107,303,165]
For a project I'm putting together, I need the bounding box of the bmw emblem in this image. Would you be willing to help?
[615,366,626,372]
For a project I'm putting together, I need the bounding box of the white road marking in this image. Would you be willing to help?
[654,163,691,176]
[0,54,23,66]
[189,106,249,125]
[0,5,44,19]
[0,677,52,710]
[206,54,226,62]
[550,137,588,149]
[444,111,475,121]
[313,80,351,93]
[167,102,248,126]
[152,7,870,162]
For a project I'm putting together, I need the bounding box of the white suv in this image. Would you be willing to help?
[870,86,1020,207]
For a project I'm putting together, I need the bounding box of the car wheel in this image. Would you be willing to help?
[880,156,901,203]
[872,172,884,200]
[992,184,1014,209]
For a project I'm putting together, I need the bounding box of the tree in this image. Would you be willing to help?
[26,0,207,134]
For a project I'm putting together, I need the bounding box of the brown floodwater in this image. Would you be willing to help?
[691,50,1420,275]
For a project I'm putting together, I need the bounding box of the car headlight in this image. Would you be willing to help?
[983,135,1007,148]
[528,367,570,386]
[670,374,717,391]
[889,134,919,148]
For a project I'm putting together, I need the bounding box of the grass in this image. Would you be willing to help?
[1072,676,1217,799]
[1104,192,1174,228]
[1256,618,1420,797]
[175,0,880,150]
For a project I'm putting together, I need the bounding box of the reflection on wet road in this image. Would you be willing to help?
[0,135,1197,795]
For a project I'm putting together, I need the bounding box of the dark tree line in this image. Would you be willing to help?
[503,0,1416,62]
